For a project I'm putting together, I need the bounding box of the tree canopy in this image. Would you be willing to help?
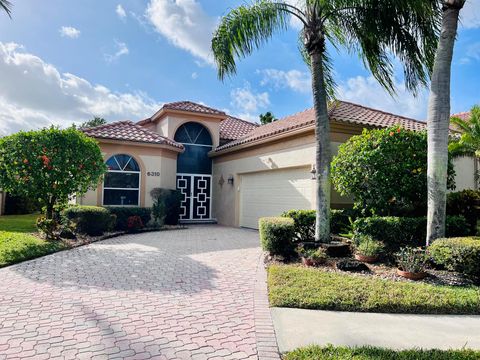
[81,117,107,129]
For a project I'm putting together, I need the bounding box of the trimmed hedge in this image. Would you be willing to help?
[353,215,469,250]
[429,237,480,278]
[447,190,480,235]
[63,206,114,236]
[259,217,295,257]
[281,209,359,240]
[107,207,152,231]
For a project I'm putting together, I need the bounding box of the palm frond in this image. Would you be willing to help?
[212,0,303,79]
[0,0,12,17]
[449,105,480,158]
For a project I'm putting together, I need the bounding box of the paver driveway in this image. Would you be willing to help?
[0,226,279,360]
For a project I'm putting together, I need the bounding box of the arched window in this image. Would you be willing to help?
[174,122,213,174]
[103,154,140,206]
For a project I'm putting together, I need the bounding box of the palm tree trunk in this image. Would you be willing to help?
[310,51,331,243]
[426,3,462,245]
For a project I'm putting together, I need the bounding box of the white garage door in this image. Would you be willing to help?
[239,167,315,229]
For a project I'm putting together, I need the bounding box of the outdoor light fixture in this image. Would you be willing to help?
[227,175,234,185]
[310,164,316,180]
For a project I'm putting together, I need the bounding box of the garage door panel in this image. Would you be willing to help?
[240,167,314,229]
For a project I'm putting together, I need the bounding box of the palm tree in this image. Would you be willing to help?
[426,0,466,245]
[449,105,480,159]
[0,0,12,17]
[212,0,439,242]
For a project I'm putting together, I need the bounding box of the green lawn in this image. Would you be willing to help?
[0,214,38,233]
[268,265,480,314]
[284,345,480,360]
[0,214,66,267]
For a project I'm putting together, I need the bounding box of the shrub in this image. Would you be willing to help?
[63,206,115,236]
[36,217,60,240]
[331,209,359,235]
[281,210,315,242]
[127,216,144,233]
[298,247,328,265]
[396,247,428,273]
[107,207,152,231]
[354,235,385,257]
[259,217,295,257]
[331,126,455,216]
[447,190,480,235]
[4,193,41,215]
[429,237,480,278]
[353,215,469,251]
[150,188,182,225]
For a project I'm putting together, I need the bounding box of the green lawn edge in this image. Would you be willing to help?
[268,264,480,315]
[283,345,480,360]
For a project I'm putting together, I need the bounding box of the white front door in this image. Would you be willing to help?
[176,174,212,221]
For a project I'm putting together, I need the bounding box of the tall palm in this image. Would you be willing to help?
[449,105,480,159]
[426,0,466,245]
[212,0,439,242]
[0,0,12,17]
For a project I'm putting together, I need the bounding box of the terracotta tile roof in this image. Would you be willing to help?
[451,111,471,121]
[163,101,226,116]
[220,116,259,141]
[215,100,429,151]
[82,121,183,149]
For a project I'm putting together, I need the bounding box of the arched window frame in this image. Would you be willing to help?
[102,154,141,206]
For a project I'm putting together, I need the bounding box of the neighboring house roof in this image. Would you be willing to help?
[220,116,259,141]
[451,111,471,121]
[82,121,183,149]
[215,100,429,151]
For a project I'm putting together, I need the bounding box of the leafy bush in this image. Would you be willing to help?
[150,188,182,225]
[331,127,455,216]
[355,235,384,257]
[298,247,328,265]
[63,206,115,236]
[4,193,41,215]
[353,215,469,251]
[447,190,480,235]
[331,209,359,235]
[127,216,144,233]
[107,207,152,231]
[429,237,480,278]
[36,217,60,240]
[281,210,315,242]
[396,247,428,273]
[259,217,295,257]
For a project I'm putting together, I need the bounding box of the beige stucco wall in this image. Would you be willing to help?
[453,156,477,191]
[212,129,352,227]
[77,141,179,208]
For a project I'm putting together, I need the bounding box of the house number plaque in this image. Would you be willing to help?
[147,172,161,177]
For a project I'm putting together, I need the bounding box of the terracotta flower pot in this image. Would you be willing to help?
[397,268,427,280]
[302,257,315,267]
[354,254,378,263]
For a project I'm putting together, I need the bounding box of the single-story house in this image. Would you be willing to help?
[69,100,476,229]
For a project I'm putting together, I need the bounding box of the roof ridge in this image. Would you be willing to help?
[164,100,226,115]
[336,100,426,124]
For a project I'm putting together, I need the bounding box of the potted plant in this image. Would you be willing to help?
[298,247,328,267]
[354,235,384,263]
[395,246,428,280]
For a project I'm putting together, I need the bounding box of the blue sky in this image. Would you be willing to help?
[0,0,479,135]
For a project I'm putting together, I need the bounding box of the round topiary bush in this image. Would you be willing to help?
[429,237,480,278]
[259,217,295,257]
[331,126,456,216]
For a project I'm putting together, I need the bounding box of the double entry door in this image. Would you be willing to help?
[176,174,212,221]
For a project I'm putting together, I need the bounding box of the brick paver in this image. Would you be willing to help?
[0,226,279,359]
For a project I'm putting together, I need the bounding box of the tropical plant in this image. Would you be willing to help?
[354,234,384,257]
[396,247,428,273]
[332,126,455,216]
[0,127,106,221]
[212,0,439,242]
[259,112,277,125]
[0,0,11,17]
[297,246,328,265]
[449,105,480,159]
[426,0,466,245]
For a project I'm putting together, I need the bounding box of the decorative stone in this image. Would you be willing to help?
[336,259,369,272]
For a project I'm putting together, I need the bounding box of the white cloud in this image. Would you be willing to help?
[146,0,217,64]
[59,26,81,39]
[259,68,311,93]
[104,40,129,63]
[0,42,161,135]
[230,83,270,121]
[337,75,429,120]
[460,0,480,29]
[116,4,127,20]
[191,72,198,79]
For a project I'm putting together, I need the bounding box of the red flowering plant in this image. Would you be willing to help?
[127,216,144,233]
[0,127,106,236]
